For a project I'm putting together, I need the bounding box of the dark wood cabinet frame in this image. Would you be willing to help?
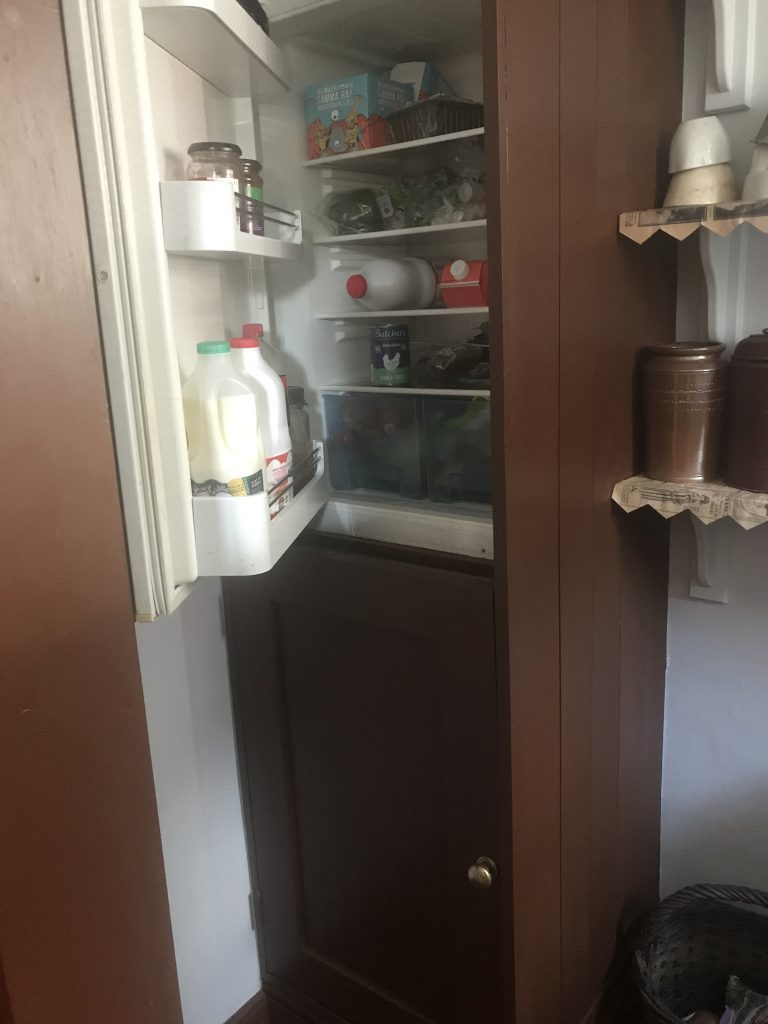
[484,0,682,1021]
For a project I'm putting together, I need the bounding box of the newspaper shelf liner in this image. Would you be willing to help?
[612,476,768,530]
[619,199,768,244]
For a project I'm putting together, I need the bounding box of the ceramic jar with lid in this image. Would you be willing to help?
[725,329,768,492]
[642,343,727,482]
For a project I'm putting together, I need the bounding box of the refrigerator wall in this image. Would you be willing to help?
[135,580,258,1024]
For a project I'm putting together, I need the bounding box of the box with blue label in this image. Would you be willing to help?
[305,74,412,160]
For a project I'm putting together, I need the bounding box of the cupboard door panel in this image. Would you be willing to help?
[225,539,500,1024]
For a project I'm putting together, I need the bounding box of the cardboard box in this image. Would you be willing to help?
[390,61,455,103]
[305,74,411,160]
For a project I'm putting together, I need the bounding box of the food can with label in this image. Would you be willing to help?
[370,323,411,387]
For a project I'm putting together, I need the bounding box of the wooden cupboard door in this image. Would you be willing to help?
[225,539,501,1024]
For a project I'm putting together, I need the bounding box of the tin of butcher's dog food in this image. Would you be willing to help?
[370,323,411,387]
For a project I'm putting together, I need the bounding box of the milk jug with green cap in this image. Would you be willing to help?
[182,341,266,497]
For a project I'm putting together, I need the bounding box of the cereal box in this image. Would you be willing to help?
[305,74,412,160]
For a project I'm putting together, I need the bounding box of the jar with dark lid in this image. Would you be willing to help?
[642,343,727,483]
[239,158,264,236]
[186,142,243,186]
[725,328,768,491]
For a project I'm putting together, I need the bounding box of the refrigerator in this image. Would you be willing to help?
[62,0,490,622]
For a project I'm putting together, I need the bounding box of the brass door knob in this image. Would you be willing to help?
[468,857,498,889]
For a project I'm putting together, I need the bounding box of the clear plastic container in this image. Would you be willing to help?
[387,97,484,144]
[323,393,425,498]
[423,396,491,504]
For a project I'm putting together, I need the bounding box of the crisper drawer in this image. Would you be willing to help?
[423,396,492,504]
[323,393,492,505]
[323,394,426,499]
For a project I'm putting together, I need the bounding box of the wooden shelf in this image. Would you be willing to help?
[140,0,289,97]
[313,220,487,246]
[303,128,485,173]
[612,475,768,529]
[317,306,488,321]
[619,200,768,244]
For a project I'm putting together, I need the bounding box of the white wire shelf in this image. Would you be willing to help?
[313,219,487,246]
[303,128,485,173]
[316,306,489,321]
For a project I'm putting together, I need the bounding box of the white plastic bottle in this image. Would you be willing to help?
[345,257,437,311]
[242,321,282,373]
[231,330,293,511]
[182,341,266,497]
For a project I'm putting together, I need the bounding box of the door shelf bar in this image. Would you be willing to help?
[160,181,303,260]
[194,444,328,575]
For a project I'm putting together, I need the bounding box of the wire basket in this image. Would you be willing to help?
[634,884,768,1023]
[387,96,484,144]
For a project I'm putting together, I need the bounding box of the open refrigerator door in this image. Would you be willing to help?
[62,0,325,619]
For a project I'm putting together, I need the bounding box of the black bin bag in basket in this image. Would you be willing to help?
[634,885,768,1024]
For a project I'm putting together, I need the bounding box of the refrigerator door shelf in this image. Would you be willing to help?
[193,444,329,575]
[160,181,303,260]
[140,0,289,97]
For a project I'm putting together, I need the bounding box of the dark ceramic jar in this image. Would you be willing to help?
[642,343,727,483]
[725,329,768,492]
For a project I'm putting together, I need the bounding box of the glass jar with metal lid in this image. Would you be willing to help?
[186,142,243,186]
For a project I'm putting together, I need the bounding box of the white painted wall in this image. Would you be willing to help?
[661,1,768,896]
[135,577,260,1024]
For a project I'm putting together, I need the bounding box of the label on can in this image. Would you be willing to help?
[370,323,411,387]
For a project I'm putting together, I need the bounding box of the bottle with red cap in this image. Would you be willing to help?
[346,257,437,311]
[231,325,293,515]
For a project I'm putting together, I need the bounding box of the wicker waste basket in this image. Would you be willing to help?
[635,884,768,1023]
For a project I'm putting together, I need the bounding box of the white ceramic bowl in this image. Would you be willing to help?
[663,163,737,207]
[668,116,732,173]
[743,169,768,202]
[749,144,768,173]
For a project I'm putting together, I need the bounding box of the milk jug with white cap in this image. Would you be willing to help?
[182,341,266,497]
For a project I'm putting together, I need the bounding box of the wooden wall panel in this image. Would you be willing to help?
[486,1,682,1021]
[482,2,563,1023]
[559,0,682,1020]
[0,4,182,1022]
